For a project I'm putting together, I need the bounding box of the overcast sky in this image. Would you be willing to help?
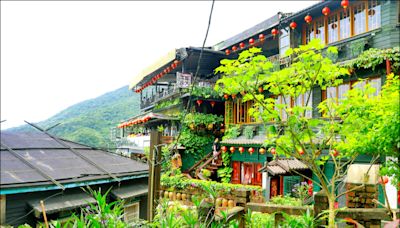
[1,1,318,130]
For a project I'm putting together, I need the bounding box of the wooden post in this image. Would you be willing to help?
[147,129,162,222]
[40,200,49,228]
[0,195,6,226]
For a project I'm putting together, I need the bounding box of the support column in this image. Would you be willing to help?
[147,130,162,222]
[0,195,6,226]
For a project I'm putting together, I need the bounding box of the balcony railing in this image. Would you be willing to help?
[140,86,180,110]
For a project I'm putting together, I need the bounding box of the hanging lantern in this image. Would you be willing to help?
[225,49,231,55]
[259,148,266,154]
[289,21,297,30]
[229,147,235,153]
[248,147,255,154]
[258,86,264,93]
[164,69,168,74]
[239,42,245,49]
[298,149,305,155]
[221,146,227,153]
[270,148,276,155]
[258,33,265,41]
[223,94,229,100]
[239,147,245,154]
[331,149,339,157]
[341,0,349,9]
[232,46,238,51]
[174,60,180,65]
[171,63,177,69]
[322,7,331,16]
[231,94,236,99]
[378,176,389,185]
[249,38,255,45]
[304,14,312,24]
[210,101,216,108]
[196,99,203,106]
[271,28,279,37]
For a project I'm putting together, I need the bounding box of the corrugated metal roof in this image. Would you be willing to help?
[0,131,148,188]
[111,182,148,200]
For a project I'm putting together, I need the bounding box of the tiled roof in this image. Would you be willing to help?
[259,158,309,176]
[221,134,266,145]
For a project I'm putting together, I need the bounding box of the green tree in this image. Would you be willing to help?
[214,39,394,227]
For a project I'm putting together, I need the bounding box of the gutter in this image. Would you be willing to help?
[0,173,149,195]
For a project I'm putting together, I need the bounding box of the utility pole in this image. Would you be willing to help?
[147,129,162,222]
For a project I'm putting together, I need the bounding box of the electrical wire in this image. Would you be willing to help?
[6,190,65,225]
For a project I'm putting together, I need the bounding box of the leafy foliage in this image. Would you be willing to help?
[178,127,213,159]
[154,98,180,110]
[9,86,140,149]
[191,85,220,99]
[221,124,241,140]
[217,152,233,183]
[182,113,223,128]
[344,47,400,73]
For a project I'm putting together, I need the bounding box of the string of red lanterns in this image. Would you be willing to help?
[134,60,181,93]
[117,114,155,128]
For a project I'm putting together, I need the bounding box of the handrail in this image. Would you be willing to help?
[186,151,213,174]
[195,151,221,179]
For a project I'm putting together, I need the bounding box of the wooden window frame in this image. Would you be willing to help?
[124,202,140,223]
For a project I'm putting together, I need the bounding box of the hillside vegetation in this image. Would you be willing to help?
[9,86,140,149]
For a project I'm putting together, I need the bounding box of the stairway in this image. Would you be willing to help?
[183,151,223,180]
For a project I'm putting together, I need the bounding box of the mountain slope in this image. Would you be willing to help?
[9,86,140,148]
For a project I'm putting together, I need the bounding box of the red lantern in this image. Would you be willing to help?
[331,149,339,157]
[258,86,264,93]
[232,46,238,51]
[289,21,297,30]
[305,14,312,24]
[231,94,236,99]
[230,147,235,153]
[298,149,305,155]
[225,49,231,55]
[171,63,177,69]
[249,38,255,45]
[378,176,389,185]
[259,34,265,41]
[174,60,180,65]
[341,0,349,9]
[223,94,229,100]
[259,148,266,154]
[239,42,245,49]
[322,7,331,16]
[221,146,227,152]
[239,147,245,154]
[164,69,168,74]
[271,28,279,37]
[210,101,216,108]
[270,148,276,155]
[196,99,203,106]
[248,147,255,154]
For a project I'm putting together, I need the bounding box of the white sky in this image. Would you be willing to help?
[1,1,318,130]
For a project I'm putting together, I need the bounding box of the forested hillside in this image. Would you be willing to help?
[9,86,140,149]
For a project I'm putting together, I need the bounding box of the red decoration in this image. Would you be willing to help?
[174,60,180,65]
[322,7,331,16]
[379,176,389,185]
[341,0,349,9]
[271,28,279,37]
[289,21,297,30]
[259,148,266,154]
[231,94,236,99]
[258,86,264,93]
[249,38,255,45]
[305,14,312,24]
[232,46,238,51]
[221,146,227,152]
[196,99,203,106]
[248,147,255,154]
[239,147,245,154]
[229,146,235,153]
[239,42,245,49]
[223,94,229,100]
[298,149,305,155]
[258,34,265,41]
[210,101,216,108]
[331,149,339,157]
[171,63,177,69]
[270,148,276,155]
[225,49,231,55]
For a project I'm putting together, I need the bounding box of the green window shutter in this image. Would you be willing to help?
[283,176,301,196]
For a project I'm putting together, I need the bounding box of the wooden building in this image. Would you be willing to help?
[0,130,149,227]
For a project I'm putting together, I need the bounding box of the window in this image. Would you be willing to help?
[279,28,290,57]
[226,99,258,124]
[368,0,381,30]
[305,23,315,44]
[315,19,325,42]
[353,2,367,35]
[328,14,339,43]
[124,202,139,224]
[339,11,351,40]
[294,91,313,118]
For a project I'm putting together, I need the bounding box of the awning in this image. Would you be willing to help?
[259,158,309,176]
[29,192,96,217]
[111,183,148,200]
[118,112,179,128]
[129,49,177,90]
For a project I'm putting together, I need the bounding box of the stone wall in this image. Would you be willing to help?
[346,183,378,208]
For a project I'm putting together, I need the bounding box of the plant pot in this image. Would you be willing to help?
[164,191,169,199]
[169,192,174,200]
[176,192,181,200]
[228,199,235,208]
[222,198,228,207]
[216,198,222,207]
[181,193,187,201]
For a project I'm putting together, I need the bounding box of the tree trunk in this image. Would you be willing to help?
[328,198,336,228]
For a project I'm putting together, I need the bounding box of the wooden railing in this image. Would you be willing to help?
[186,152,213,174]
[195,151,221,180]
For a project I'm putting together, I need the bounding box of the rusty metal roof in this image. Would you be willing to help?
[0,131,148,189]
[259,158,309,176]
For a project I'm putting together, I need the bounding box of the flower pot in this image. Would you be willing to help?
[164,191,169,199]
[222,198,228,207]
[181,193,187,201]
[169,192,174,200]
[216,198,222,207]
[176,192,181,200]
[228,199,235,208]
